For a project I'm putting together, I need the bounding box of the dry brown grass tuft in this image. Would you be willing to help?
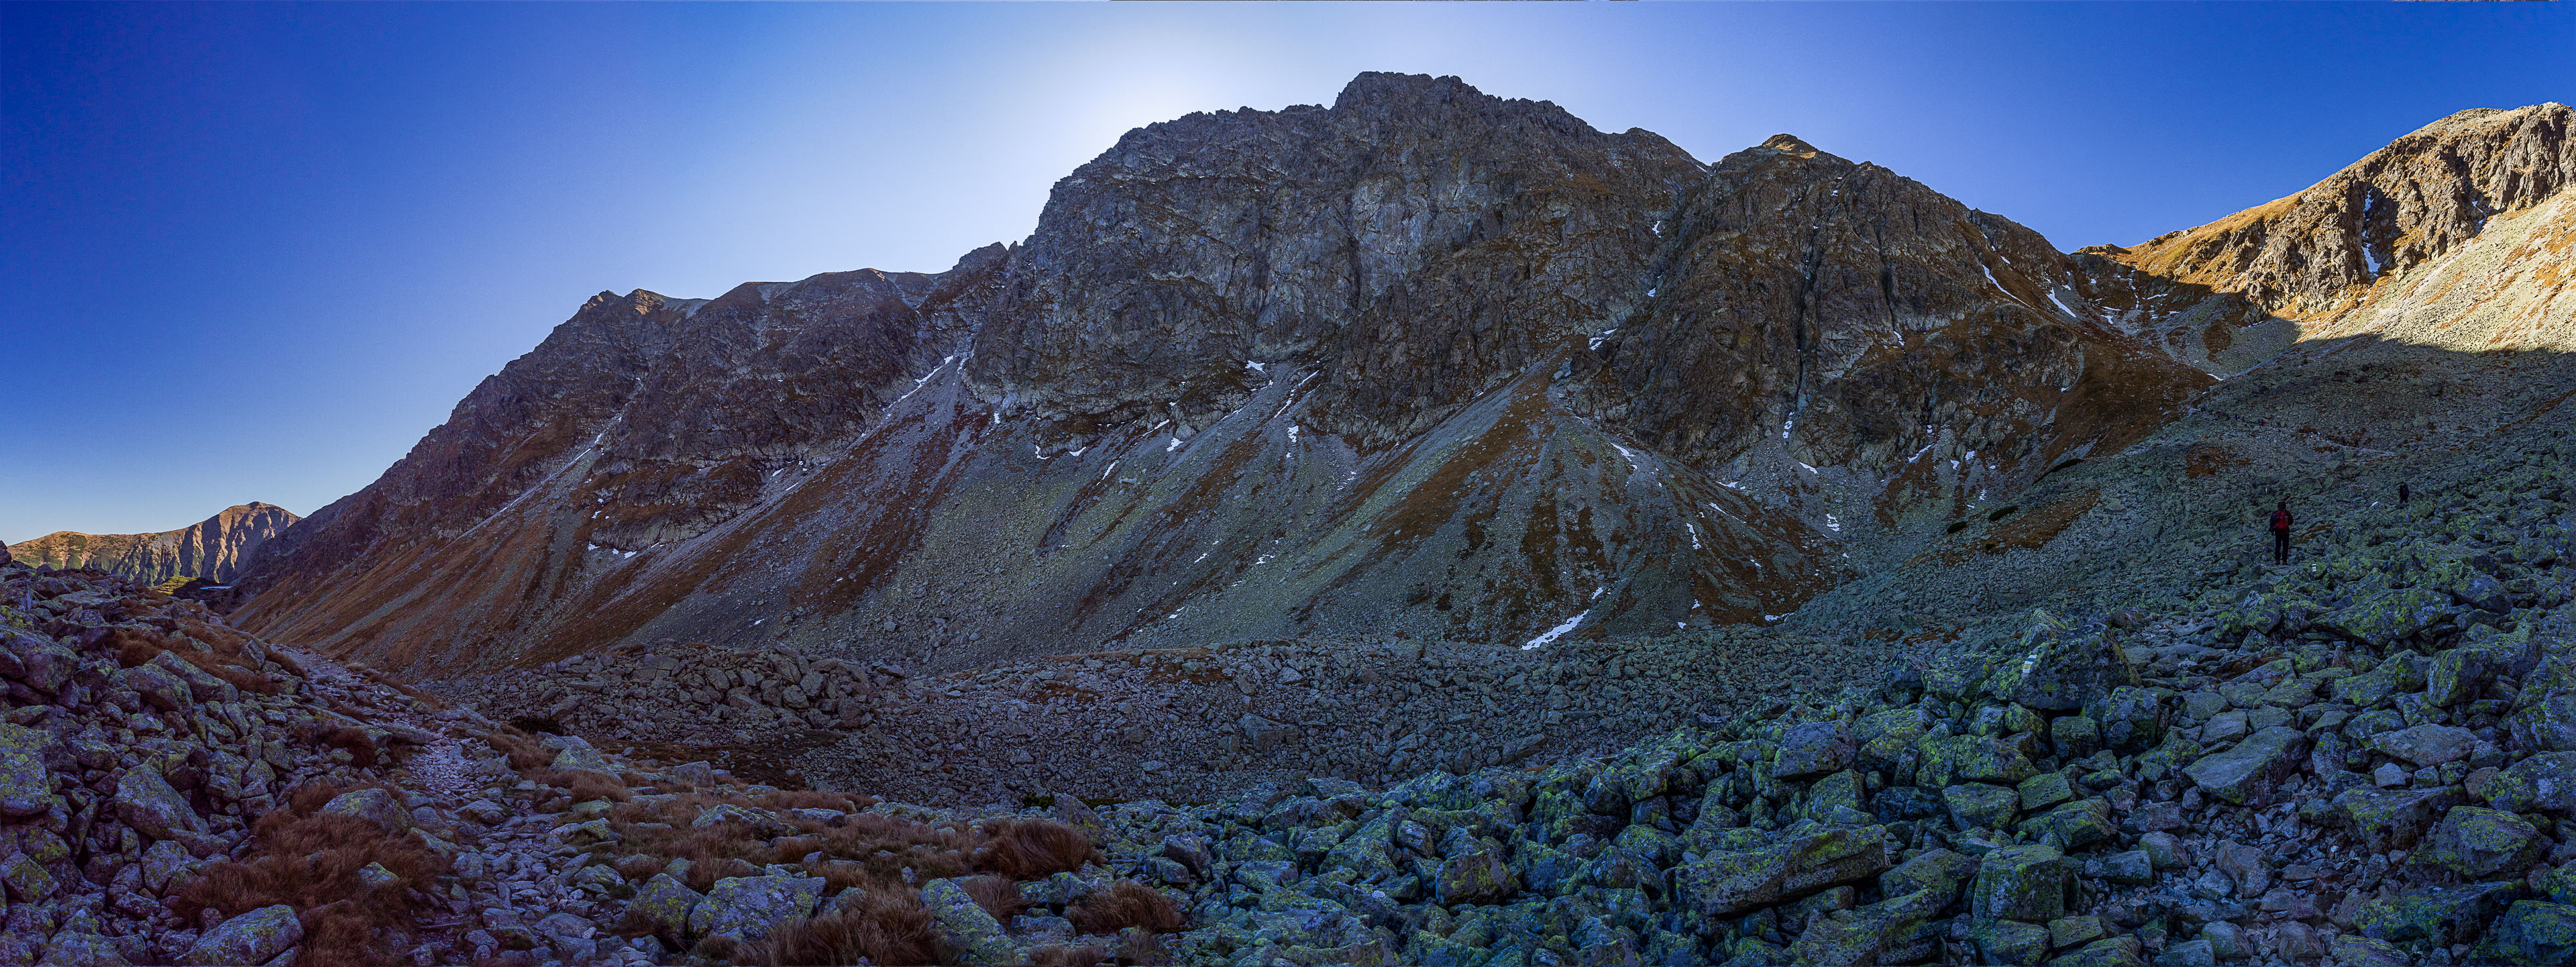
[1067,881,1184,936]
[743,888,945,967]
[319,725,379,767]
[963,874,1027,924]
[176,782,453,967]
[544,768,634,803]
[974,819,1097,879]
[484,728,557,773]
[97,623,284,695]
[1028,944,1114,967]
[757,788,877,812]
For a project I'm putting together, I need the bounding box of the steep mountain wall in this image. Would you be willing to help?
[230,74,2218,676]
[8,502,299,584]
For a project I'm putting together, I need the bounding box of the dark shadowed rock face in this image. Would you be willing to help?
[8,503,299,584]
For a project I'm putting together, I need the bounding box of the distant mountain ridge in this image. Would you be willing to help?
[8,502,300,584]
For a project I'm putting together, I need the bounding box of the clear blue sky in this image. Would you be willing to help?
[5,2,2567,542]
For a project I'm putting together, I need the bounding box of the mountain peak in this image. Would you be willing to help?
[1757,133,1821,158]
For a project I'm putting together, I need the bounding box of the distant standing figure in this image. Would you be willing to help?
[2398,482,2410,505]
[2268,501,2294,564]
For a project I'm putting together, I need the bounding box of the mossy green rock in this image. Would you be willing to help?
[2317,588,2449,648]
[180,904,301,966]
[2045,935,2147,967]
[1970,844,2072,922]
[2017,799,2116,850]
[1672,825,1889,916]
[1880,848,1977,905]
[2332,786,2465,852]
[2412,807,2545,878]
[1943,783,2020,831]
[2018,772,2074,811]
[0,723,58,818]
[2182,726,2308,805]
[688,874,824,943]
[1917,733,2040,786]
[2484,752,2576,813]
[1968,916,2053,966]
[1433,849,1517,906]
[2473,900,2576,966]
[2354,880,2522,947]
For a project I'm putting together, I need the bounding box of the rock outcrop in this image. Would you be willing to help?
[7,502,299,586]
[229,74,2197,677]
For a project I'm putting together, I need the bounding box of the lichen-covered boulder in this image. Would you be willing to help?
[113,766,203,842]
[2091,686,2164,754]
[922,878,1018,965]
[545,733,612,772]
[2472,901,2576,966]
[2332,786,2465,852]
[1967,917,2051,966]
[690,803,790,837]
[319,787,410,831]
[1915,733,2039,786]
[2371,724,2478,767]
[0,722,58,817]
[2483,752,2576,813]
[2183,727,2308,805]
[629,874,704,941]
[2412,807,2545,879]
[1773,721,1855,780]
[2017,799,2116,850]
[1878,849,1976,907]
[686,874,823,942]
[1969,844,2072,923]
[2354,880,2523,948]
[1941,783,2019,831]
[2316,588,2449,648]
[182,905,303,966]
[2008,614,2137,712]
[1433,849,1517,906]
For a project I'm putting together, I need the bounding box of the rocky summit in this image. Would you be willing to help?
[9,74,2576,966]
[7,503,299,587]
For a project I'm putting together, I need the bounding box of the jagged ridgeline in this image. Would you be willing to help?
[224,72,2208,677]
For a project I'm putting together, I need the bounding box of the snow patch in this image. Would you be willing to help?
[1522,613,1588,650]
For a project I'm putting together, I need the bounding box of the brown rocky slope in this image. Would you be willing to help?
[228,74,2199,678]
[9,502,300,586]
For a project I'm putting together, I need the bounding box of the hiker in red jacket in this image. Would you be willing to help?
[2268,501,2293,564]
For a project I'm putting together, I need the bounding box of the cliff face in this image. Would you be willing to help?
[2076,103,2576,372]
[7,502,299,584]
[228,75,2247,675]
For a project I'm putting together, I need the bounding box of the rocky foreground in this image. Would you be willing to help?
[0,438,2571,966]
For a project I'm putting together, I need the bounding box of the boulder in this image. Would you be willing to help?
[2008,615,2137,712]
[546,734,612,772]
[1674,825,1890,916]
[182,905,302,966]
[2331,786,2465,852]
[2354,880,2523,947]
[2410,807,2545,879]
[1941,783,2020,831]
[1969,844,2072,922]
[319,787,411,831]
[2484,752,2576,813]
[691,803,791,837]
[0,722,58,817]
[686,874,823,942]
[629,874,704,939]
[1774,721,1856,780]
[2471,901,2576,966]
[1433,849,1517,906]
[922,878,1017,965]
[2183,727,2308,806]
[2370,724,2477,767]
[113,766,203,842]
